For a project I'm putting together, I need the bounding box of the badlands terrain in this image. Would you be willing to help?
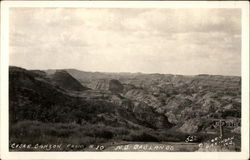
[9,66,241,151]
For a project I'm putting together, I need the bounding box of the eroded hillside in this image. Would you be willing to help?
[9,66,241,151]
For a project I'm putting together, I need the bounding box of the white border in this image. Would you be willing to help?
[1,1,249,160]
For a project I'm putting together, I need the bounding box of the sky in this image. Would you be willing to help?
[9,8,241,76]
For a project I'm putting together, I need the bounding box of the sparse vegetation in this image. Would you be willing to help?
[9,66,241,151]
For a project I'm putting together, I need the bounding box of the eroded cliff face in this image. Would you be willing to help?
[9,67,172,132]
[65,69,241,134]
[10,66,241,143]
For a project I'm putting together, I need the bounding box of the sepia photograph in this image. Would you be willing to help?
[0,1,249,160]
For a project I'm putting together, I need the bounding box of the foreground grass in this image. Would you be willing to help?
[9,120,240,151]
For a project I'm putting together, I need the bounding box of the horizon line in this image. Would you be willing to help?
[9,65,241,77]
